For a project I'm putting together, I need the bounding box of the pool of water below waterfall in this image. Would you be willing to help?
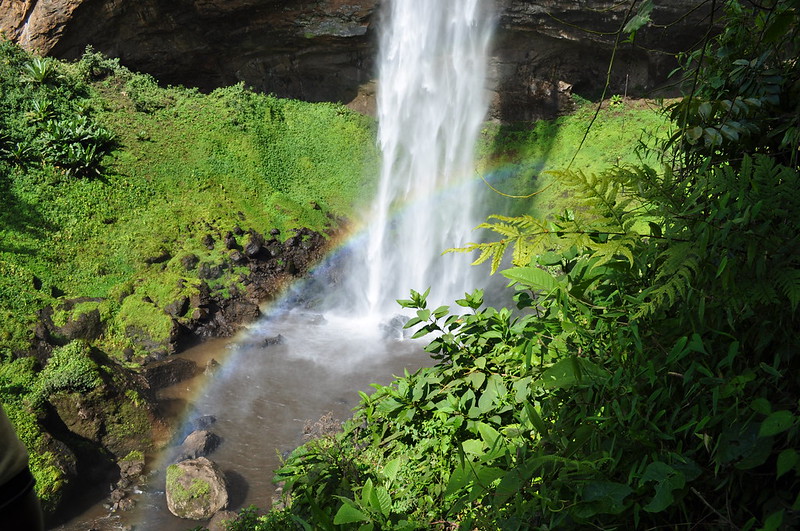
[50,309,430,531]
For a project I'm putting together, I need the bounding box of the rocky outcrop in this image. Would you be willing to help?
[1,1,713,120]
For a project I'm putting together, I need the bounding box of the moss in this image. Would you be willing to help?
[102,397,154,456]
[120,449,144,463]
[166,464,212,505]
[113,296,174,343]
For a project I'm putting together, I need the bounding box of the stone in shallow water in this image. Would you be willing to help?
[165,457,229,520]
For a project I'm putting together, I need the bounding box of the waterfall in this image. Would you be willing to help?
[348,0,496,317]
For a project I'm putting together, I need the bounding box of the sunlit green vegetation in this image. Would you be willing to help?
[0,40,378,509]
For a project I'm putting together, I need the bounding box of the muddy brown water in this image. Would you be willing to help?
[50,309,429,531]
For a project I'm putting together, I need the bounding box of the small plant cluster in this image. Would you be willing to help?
[251,1,799,529]
[29,341,103,407]
[0,41,116,177]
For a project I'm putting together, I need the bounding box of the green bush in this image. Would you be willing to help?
[31,341,102,406]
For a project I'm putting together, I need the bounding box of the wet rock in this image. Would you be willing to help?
[189,415,217,431]
[269,228,281,236]
[117,497,136,511]
[263,334,285,346]
[198,263,223,280]
[230,250,245,264]
[223,231,238,250]
[181,253,200,270]
[176,430,221,461]
[144,249,171,264]
[166,457,229,520]
[224,300,260,326]
[119,453,145,480]
[233,225,244,236]
[244,230,265,258]
[142,357,200,391]
[381,315,410,340]
[202,234,215,250]
[204,358,220,375]
[164,296,189,318]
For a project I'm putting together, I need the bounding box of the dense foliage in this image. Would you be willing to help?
[240,1,800,529]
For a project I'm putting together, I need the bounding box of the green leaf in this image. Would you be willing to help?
[622,0,653,34]
[762,509,784,531]
[462,439,485,455]
[375,486,392,517]
[698,102,713,120]
[467,372,486,390]
[523,402,548,435]
[476,422,502,449]
[535,357,608,389]
[501,266,560,292]
[382,457,402,483]
[776,449,798,479]
[750,398,772,415]
[760,410,794,437]
[581,481,634,515]
[640,462,685,513]
[333,502,368,525]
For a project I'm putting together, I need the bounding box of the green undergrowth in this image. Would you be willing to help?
[0,42,379,355]
[0,40,378,510]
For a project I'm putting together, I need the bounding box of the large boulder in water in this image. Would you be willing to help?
[166,457,229,520]
[174,430,221,462]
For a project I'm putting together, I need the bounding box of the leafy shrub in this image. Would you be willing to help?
[74,45,123,81]
[20,57,61,85]
[31,341,103,406]
[124,73,173,113]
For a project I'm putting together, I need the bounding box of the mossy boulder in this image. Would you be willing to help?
[166,457,229,520]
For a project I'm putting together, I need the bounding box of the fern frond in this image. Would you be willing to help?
[638,242,700,316]
[775,269,800,312]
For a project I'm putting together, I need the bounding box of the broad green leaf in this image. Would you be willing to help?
[462,439,485,455]
[535,357,608,389]
[622,0,653,34]
[501,266,560,292]
[494,471,523,504]
[703,127,723,146]
[581,480,634,515]
[640,462,685,513]
[762,509,784,531]
[523,402,548,435]
[750,397,772,415]
[698,102,713,120]
[360,478,373,507]
[764,12,795,43]
[382,457,402,483]
[760,410,794,437]
[373,486,392,517]
[476,421,502,449]
[333,502,368,525]
[777,449,798,479]
[686,125,703,143]
[466,371,486,391]
[445,464,470,496]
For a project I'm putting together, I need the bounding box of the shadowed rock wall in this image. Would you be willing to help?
[1,0,713,120]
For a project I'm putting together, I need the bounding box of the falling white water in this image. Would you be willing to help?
[350,0,496,316]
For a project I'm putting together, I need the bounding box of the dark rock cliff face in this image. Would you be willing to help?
[0,0,711,119]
